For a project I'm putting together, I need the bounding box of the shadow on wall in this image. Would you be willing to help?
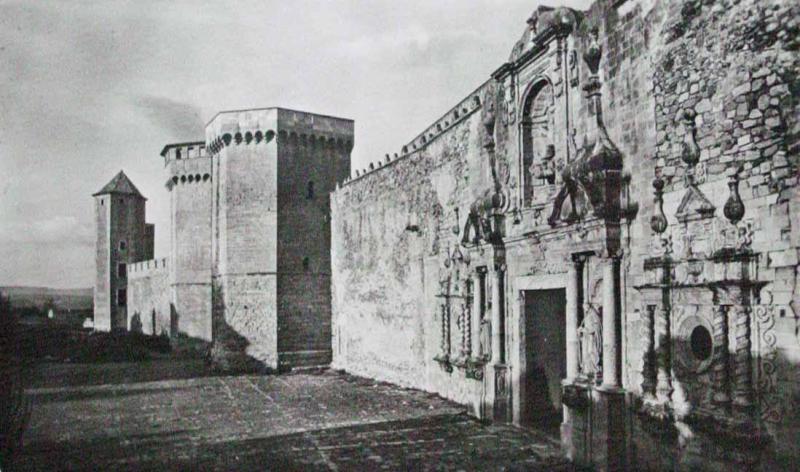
[624,334,799,471]
[170,304,178,336]
[208,283,276,374]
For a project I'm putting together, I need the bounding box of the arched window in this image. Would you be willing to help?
[521,80,556,206]
[306,181,315,200]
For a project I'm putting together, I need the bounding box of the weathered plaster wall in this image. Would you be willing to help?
[332,89,492,410]
[127,258,170,336]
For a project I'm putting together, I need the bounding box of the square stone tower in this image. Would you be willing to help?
[92,171,153,331]
[161,142,213,341]
[206,108,353,370]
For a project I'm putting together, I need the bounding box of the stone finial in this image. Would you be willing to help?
[680,109,700,168]
[650,177,668,234]
[553,7,575,37]
[583,28,602,76]
[723,168,745,224]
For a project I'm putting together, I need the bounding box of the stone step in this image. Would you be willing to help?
[278,349,332,370]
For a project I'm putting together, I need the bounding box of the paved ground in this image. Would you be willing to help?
[19,360,571,471]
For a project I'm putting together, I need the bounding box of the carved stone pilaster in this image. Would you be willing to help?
[441,303,450,355]
[465,279,473,357]
[733,306,753,411]
[641,305,656,400]
[655,305,673,402]
[712,305,731,407]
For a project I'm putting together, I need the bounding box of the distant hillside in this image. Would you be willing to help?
[0,286,93,311]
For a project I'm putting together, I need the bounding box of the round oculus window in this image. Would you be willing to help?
[690,325,712,362]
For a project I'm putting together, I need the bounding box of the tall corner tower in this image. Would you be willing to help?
[92,171,150,332]
[206,107,352,370]
[274,108,353,369]
[162,142,213,340]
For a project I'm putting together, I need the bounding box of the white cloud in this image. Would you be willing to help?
[0,216,93,246]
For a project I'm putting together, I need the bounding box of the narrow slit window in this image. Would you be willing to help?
[307,181,315,199]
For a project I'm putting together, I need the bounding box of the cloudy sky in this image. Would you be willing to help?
[0,0,589,289]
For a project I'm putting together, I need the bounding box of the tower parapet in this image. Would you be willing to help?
[162,142,212,190]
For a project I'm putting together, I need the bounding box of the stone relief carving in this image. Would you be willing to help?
[569,49,579,87]
[503,79,516,126]
[578,304,602,383]
[753,305,780,423]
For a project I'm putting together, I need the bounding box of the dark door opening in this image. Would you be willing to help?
[522,288,566,430]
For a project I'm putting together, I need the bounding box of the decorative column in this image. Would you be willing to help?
[601,257,620,389]
[655,304,673,402]
[566,256,582,381]
[733,306,753,411]
[472,272,481,358]
[712,304,730,407]
[464,279,472,357]
[641,305,656,400]
[491,263,505,364]
[440,303,450,356]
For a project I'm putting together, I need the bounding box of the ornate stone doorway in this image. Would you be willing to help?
[522,288,566,429]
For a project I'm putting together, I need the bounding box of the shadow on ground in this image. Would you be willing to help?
[29,359,219,389]
[18,363,571,471]
[19,413,570,472]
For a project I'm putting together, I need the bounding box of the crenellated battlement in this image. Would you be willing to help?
[162,141,212,190]
[161,141,207,166]
[204,107,354,156]
[127,257,168,278]
[339,80,489,187]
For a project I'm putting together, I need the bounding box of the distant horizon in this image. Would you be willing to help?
[1,285,93,291]
[0,0,591,288]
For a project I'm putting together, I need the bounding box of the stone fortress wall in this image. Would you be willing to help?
[96,0,799,467]
[119,108,353,371]
[127,258,170,336]
[331,0,800,469]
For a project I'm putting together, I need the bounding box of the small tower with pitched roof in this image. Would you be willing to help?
[92,171,153,331]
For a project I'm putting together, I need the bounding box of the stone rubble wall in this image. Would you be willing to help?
[629,0,800,468]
